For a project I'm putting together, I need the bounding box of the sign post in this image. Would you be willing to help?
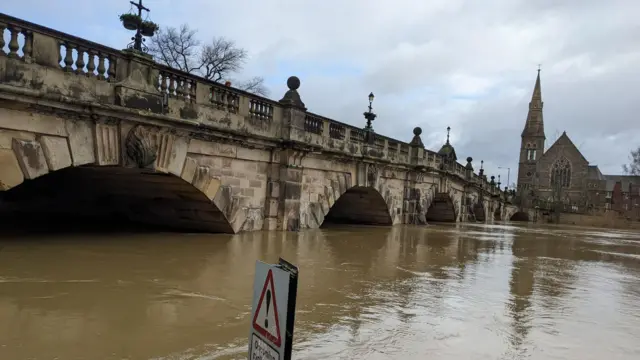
[249,258,298,360]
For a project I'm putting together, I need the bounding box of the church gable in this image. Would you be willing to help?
[537,132,589,190]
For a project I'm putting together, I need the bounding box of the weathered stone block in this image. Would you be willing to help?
[266,199,279,217]
[249,180,262,188]
[157,135,189,176]
[284,181,301,200]
[192,166,212,193]
[39,135,72,171]
[0,130,35,149]
[204,178,221,200]
[0,149,24,190]
[181,157,198,183]
[267,181,280,198]
[0,107,66,137]
[11,138,49,179]
[94,123,119,165]
[65,119,95,166]
[188,139,237,158]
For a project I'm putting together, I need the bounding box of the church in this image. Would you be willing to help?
[516,71,639,211]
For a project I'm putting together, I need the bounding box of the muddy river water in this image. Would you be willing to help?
[1,223,639,359]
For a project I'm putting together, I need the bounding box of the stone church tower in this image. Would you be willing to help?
[516,70,545,192]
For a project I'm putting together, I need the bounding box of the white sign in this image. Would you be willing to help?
[248,259,298,360]
[250,334,279,360]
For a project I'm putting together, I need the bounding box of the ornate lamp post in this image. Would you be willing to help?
[363,92,377,134]
[478,160,485,202]
[119,0,158,54]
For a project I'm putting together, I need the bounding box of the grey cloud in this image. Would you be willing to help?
[3,0,638,177]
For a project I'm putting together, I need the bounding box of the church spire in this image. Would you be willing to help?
[521,67,545,139]
[532,66,542,101]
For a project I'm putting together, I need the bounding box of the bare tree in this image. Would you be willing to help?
[623,147,640,175]
[148,24,269,97]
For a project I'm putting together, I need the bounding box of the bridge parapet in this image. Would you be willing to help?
[0,13,282,140]
[0,13,520,232]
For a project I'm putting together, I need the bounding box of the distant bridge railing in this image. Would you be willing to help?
[0,12,505,201]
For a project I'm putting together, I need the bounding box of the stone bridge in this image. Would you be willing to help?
[0,14,520,233]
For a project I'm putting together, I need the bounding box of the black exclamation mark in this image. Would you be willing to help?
[265,290,271,328]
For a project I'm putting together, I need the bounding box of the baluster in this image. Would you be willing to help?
[58,41,63,68]
[189,80,197,102]
[96,53,106,80]
[7,25,21,59]
[0,24,6,56]
[232,93,239,112]
[75,47,86,74]
[21,30,32,61]
[63,42,75,71]
[160,73,168,94]
[107,55,116,81]
[86,50,96,77]
[168,74,176,96]
[267,104,273,120]
[178,77,186,98]
[249,99,255,117]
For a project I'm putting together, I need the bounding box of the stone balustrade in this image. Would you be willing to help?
[0,12,507,202]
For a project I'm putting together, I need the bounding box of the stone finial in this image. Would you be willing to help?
[490,175,495,186]
[409,127,424,147]
[479,160,484,177]
[279,76,306,109]
[465,156,473,170]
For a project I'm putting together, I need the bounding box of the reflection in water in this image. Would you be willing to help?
[0,224,640,359]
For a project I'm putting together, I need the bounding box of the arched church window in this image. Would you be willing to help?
[550,157,571,188]
[525,143,536,161]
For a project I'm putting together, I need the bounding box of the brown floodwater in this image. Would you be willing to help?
[0,223,639,360]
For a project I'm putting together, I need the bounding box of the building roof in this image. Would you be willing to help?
[587,165,605,180]
[602,175,640,192]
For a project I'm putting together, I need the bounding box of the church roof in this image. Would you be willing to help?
[587,165,605,180]
[546,131,590,165]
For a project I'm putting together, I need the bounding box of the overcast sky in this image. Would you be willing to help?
[4,0,639,184]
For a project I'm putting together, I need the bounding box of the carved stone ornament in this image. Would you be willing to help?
[125,125,158,168]
[367,164,378,186]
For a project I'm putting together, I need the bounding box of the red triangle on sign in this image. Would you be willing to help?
[252,269,282,347]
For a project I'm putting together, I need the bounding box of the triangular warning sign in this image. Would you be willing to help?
[252,269,282,347]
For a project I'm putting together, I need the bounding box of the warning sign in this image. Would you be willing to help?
[252,269,282,347]
[250,334,279,360]
[248,259,299,360]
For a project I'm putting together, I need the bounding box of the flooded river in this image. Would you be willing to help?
[1,223,639,360]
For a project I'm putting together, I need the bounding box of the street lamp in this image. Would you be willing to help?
[498,166,510,189]
[363,92,377,131]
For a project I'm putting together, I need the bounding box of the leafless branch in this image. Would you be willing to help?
[148,25,201,73]
[236,76,270,97]
[623,146,640,175]
[148,23,269,96]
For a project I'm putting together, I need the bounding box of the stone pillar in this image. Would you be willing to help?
[113,49,165,114]
[403,127,427,224]
[263,77,307,231]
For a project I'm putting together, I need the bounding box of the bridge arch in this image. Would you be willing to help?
[510,211,530,222]
[320,186,394,227]
[0,126,242,233]
[426,192,457,223]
